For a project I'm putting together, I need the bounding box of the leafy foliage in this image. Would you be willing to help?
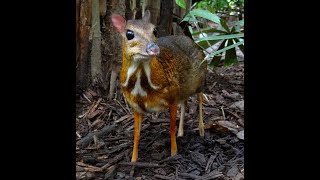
[178,0,244,68]
[176,0,186,9]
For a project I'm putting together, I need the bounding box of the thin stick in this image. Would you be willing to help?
[82,93,92,103]
[101,149,128,170]
[76,124,116,148]
[118,162,161,168]
[221,106,226,120]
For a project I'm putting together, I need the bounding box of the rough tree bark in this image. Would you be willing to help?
[125,0,133,20]
[76,0,80,61]
[158,0,173,37]
[91,0,103,87]
[103,0,126,99]
[146,0,161,26]
[76,0,92,91]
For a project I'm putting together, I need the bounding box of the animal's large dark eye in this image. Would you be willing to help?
[126,30,134,40]
[153,28,157,37]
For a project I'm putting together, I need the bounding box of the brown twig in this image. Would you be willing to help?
[76,124,116,148]
[115,114,133,124]
[104,164,118,178]
[148,118,170,124]
[89,98,102,114]
[119,162,162,168]
[221,106,226,120]
[105,142,129,154]
[179,172,201,179]
[205,155,217,173]
[225,109,241,119]
[76,162,102,172]
[158,154,182,164]
[115,99,130,114]
[101,149,128,170]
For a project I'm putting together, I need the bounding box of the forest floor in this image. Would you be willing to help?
[76,61,244,180]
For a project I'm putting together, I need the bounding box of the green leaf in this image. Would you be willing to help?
[181,14,198,23]
[231,26,236,33]
[192,28,228,36]
[196,39,220,49]
[196,33,244,42]
[224,39,238,66]
[220,18,230,33]
[207,6,215,13]
[234,20,244,32]
[207,39,244,58]
[188,26,193,35]
[175,0,186,9]
[235,19,244,27]
[217,0,228,9]
[234,38,244,53]
[209,40,226,68]
[181,14,198,22]
[187,9,220,24]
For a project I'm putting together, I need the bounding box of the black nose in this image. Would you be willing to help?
[146,42,160,56]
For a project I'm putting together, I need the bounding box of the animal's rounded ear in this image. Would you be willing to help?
[111,13,126,32]
[142,10,150,23]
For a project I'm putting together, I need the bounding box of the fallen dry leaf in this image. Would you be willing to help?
[215,94,225,104]
[216,120,239,134]
[114,114,132,124]
[204,119,230,134]
[87,109,103,119]
[229,100,244,111]
[226,165,239,177]
[90,119,105,129]
[236,130,244,140]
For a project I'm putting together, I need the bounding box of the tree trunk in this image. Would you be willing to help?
[103,0,126,99]
[99,0,106,17]
[127,0,138,20]
[146,0,161,26]
[91,0,103,87]
[76,0,92,92]
[76,0,80,60]
[158,0,173,37]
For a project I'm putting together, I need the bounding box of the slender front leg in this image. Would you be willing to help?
[169,104,178,156]
[178,100,187,137]
[198,92,205,137]
[131,111,142,162]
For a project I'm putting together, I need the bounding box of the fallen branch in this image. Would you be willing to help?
[179,172,201,179]
[101,149,128,170]
[105,142,129,154]
[76,124,116,148]
[158,154,182,164]
[76,162,102,172]
[205,155,217,173]
[119,162,162,168]
[104,164,118,178]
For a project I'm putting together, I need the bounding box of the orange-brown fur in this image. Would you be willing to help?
[112,10,206,162]
[120,36,206,113]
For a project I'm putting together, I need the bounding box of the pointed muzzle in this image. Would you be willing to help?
[146,42,160,56]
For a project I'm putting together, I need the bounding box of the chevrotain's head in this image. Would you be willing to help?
[111,10,160,62]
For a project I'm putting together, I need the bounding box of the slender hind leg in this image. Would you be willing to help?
[178,100,187,137]
[199,92,205,136]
